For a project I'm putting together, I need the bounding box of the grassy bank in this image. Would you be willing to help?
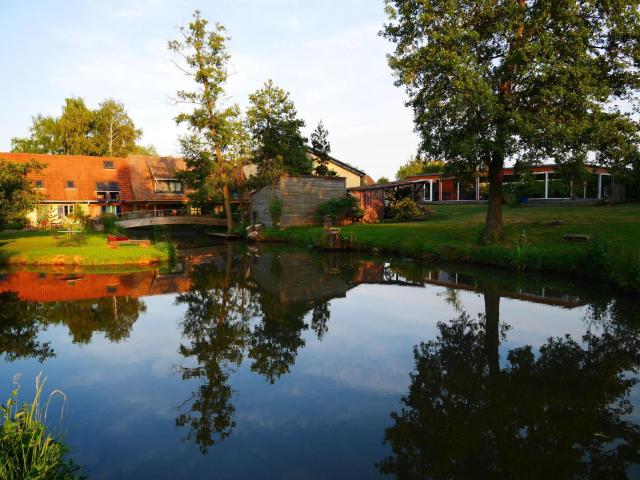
[265,203,640,293]
[0,230,169,266]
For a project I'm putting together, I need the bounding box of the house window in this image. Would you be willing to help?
[106,285,118,293]
[66,180,75,188]
[101,205,122,215]
[57,205,75,218]
[155,180,183,193]
[103,160,115,169]
[34,179,44,188]
[96,182,120,201]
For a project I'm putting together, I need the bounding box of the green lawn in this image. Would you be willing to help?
[0,230,169,266]
[266,203,640,292]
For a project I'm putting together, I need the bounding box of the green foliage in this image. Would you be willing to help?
[169,11,246,230]
[390,197,422,221]
[269,196,283,227]
[11,97,148,156]
[383,0,640,239]
[100,214,123,235]
[314,195,363,224]
[377,177,390,185]
[311,121,334,176]
[396,156,445,180]
[1,374,83,479]
[247,80,311,177]
[0,159,43,229]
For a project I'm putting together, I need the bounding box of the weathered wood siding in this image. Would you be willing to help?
[250,175,346,228]
[351,189,384,223]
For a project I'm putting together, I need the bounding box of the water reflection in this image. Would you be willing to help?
[1,245,639,474]
[378,293,640,478]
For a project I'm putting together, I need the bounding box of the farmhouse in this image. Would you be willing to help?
[0,152,187,227]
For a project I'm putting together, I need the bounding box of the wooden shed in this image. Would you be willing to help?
[251,175,346,228]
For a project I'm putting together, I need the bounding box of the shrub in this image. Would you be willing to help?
[390,197,422,221]
[269,196,283,228]
[100,214,125,235]
[314,195,363,224]
[1,374,83,480]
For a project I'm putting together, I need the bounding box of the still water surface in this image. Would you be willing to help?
[1,244,639,479]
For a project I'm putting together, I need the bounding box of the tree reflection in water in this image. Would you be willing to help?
[0,291,52,362]
[174,246,337,452]
[379,291,640,479]
[0,291,146,361]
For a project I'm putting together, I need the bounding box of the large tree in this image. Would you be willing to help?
[0,159,43,229]
[246,79,312,181]
[169,11,238,231]
[11,97,148,157]
[383,0,640,241]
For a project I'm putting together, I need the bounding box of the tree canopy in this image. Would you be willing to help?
[11,97,150,157]
[246,79,312,180]
[310,120,336,176]
[396,155,446,180]
[0,159,43,229]
[383,0,640,240]
[169,11,245,230]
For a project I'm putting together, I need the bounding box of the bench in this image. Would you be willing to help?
[107,235,151,248]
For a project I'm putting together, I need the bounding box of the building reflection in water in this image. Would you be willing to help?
[1,244,638,461]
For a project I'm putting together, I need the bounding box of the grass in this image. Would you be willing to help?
[0,230,169,266]
[265,203,640,293]
[1,374,83,479]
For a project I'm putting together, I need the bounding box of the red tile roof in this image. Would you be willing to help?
[127,155,187,203]
[0,152,187,204]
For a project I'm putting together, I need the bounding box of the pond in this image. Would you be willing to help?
[1,244,639,479]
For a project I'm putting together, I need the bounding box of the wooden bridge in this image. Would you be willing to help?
[115,209,228,229]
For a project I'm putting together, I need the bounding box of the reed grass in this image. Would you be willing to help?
[0,373,84,480]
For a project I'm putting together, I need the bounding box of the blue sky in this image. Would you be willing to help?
[0,0,418,179]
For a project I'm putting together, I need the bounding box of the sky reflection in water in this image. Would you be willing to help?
[0,245,638,479]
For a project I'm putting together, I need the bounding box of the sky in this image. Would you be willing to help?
[0,0,419,180]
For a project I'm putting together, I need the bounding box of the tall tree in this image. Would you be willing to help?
[0,159,43,229]
[11,97,149,157]
[310,120,334,176]
[169,11,237,232]
[383,0,640,241]
[246,79,312,180]
[55,97,96,155]
[10,114,59,154]
[93,99,142,157]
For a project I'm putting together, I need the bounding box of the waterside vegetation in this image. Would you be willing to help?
[0,231,169,266]
[264,204,640,293]
[1,375,83,480]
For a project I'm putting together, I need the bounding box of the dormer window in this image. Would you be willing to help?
[96,182,120,201]
[103,160,114,169]
[66,180,75,188]
[155,180,183,193]
[34,179,44,188]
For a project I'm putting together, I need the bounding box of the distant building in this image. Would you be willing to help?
[306,147,372,188]
[349,164,615,222]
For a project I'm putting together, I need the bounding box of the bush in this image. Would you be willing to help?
[389,197,422,221]
[100,214,125,235]
[314,195,363,224]
[1,374,83,480]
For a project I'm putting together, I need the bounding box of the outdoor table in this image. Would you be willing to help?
[56,230,85,246]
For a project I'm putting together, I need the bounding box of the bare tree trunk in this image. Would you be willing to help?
[222,183,234,232]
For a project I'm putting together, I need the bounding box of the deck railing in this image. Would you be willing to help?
[116,208,197,222]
